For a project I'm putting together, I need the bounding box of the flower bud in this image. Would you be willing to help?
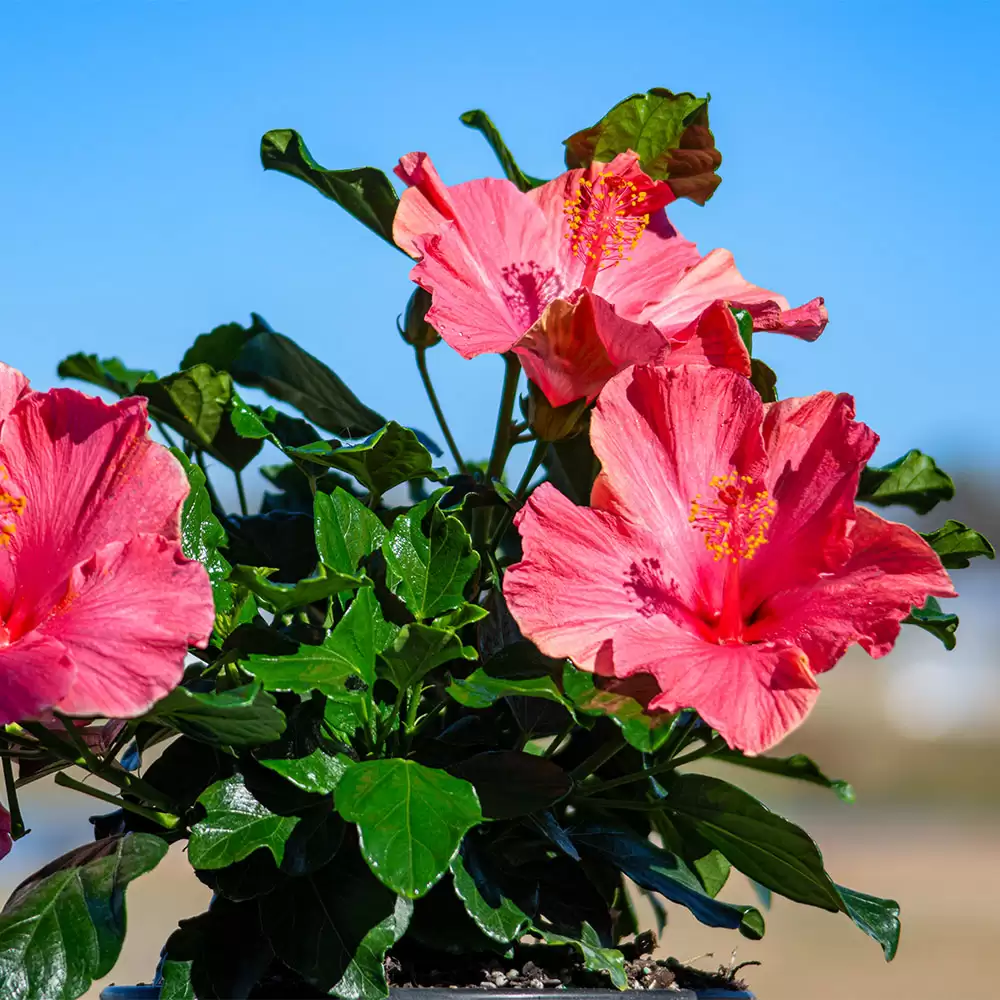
[398,286,440,349]
[525,382,589,442]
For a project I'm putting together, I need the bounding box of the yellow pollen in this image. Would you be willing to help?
[689,471,776,563]
[563,170,650,271]
[0,483,27,547]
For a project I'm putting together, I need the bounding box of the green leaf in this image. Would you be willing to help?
[261,128,400,247]
[57,353,154,395]
[231,326,386,439]
[535,924,627,989]
[383,494,479,619]
[231,563,365,614]
[173,449,233,614]
[562,663,673,752]
[261,849,412,998]
[246,589,394,695]
[434,603,489,630]
[450,845,530,943]
[158,958,196,1000]
[138,365,229,448]
[836,884,900,961]
[335,759,483,898]
[148,683,286,747]
[448,664,573,713]
[0,833,167,1000]
[733,308,754,354]
[459,110,545,191]
[921,519,995,569]
[291,422,445,500]
[379,623,476,690]
[904,595,959,650]
[189,773,300,870]
[180,315,266,371]
[661,773,844,912]
[448,751,571,820]
[750,358,778,403]
[260,749,353,796]
[563,88,722,204]
[858,449,955,514]
[572,824,764,939]
[315,487,387,576]
[714,749,855,803]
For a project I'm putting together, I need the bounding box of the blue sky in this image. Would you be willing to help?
[4,1,998,491]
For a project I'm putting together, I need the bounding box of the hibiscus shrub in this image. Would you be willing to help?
[0,89,993,1000]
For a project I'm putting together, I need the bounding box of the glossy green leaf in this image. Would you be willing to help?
[383,495,479,619]
[158,958,196,1000]
[180,315,266,371]
[335,759,483,898]
[450,845,530,943]
[563,88,721,204]
[921,519,995,569]
[230,563,365,614]
[571,824,764,939]
[57,353,154,395]
[189,773,299,870]
[750,358,778,403]
[261,128,401,247]
[836,884,900,961]
[562,663,673,752]
[448,751,571,820]
[261,849,412,998]
[173,450,233,613]
[448,663,573,713]
[536,924,627,989]
[858,449,955,514]
[433,603,489,630]
[231,326,386,439]
[260,749,353,796]
[0,833,167,1000]
[733,308,754,354]
[714,749,855,803]
[148,683,286,747]
[661,773,844,912]
[291,422,445,500]
[379,623,476,690]
[904,595,959,650]
[315,487,387,576]
[246,589,394,695]
[459,110,545,191]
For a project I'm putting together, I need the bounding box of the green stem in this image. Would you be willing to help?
[578,735,727,796]
[415,347,465,472]
[486,354,522,482]
[578,797,666,813]
[2,758,27,839]
[234,468,249,516]
[54,772,180,830]
[515,439,548,499]
[542,720,575,759]
[569,733,626,782]
[194,451,225,515]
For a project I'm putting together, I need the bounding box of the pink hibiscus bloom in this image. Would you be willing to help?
[0,364,214,725]
[392,151,826,406]
[0,804,10,861]
[504,364,954,754]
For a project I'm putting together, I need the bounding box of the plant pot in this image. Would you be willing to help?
[99,986,755,999]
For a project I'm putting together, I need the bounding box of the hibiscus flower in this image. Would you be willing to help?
[504,364,954,753]
[0,363,214,725]
[392,152,826,406]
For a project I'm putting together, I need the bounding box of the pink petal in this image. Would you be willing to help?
[0,391,189,635]
[0,364,30,424]
[658,300,751,376]
[393,152,461,258]
[0,803,10,861]
[0,632,73,726]
[42,534,214,718]
[613,616,819,754]
[741,391,878,610]
[503,483,659,673]
[589,364,766,605]
[401,176,567,358]
[619,243,828,342]
[514,290,667,406]
[748,507,956,670]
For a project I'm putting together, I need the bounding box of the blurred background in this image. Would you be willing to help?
[3,2,998,996]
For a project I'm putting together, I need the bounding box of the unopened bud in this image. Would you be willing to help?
[525,382,589,442]
[398,286,440,349]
